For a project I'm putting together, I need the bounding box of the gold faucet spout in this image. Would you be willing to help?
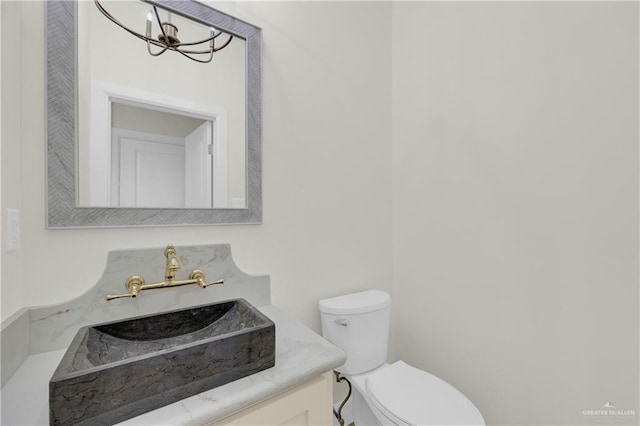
[164,244,181,281]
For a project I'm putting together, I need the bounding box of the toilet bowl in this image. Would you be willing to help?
[319,290,484,426]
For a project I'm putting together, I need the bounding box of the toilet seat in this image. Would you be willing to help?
[366,361,484,426]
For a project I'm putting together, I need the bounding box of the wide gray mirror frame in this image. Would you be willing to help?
[46,0,262,228]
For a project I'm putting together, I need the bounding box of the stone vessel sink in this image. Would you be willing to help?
[49,299,275,425]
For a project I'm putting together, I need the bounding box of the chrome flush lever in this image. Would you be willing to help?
[335,319,350,327]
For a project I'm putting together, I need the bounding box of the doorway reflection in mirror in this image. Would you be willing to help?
[76,0,246,210]
[79,81,246,209]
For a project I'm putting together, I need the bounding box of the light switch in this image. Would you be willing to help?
[6,209,20,252]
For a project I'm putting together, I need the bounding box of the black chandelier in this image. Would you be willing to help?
[94,0,233,63]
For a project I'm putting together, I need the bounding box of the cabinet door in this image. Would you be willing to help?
[210,372,333,426]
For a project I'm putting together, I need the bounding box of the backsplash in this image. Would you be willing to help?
[1,244,270,386]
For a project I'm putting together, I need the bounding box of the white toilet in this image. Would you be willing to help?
[319,290,485,426]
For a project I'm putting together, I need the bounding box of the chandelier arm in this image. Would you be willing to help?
[212,35,234,52]
[175,48,215,64]
[147,39,170,48]
[173,35,234,54]
[174,36,215,47]
[174,32,229,47]
[148,44,206,55]
[147,39,169,57]
[176,48,213,55]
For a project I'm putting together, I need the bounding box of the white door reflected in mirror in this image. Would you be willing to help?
[111,119,223,208]
[80,81,246,209]
[115,128,187,208]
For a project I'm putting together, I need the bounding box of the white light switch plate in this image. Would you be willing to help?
[6,209,20,251]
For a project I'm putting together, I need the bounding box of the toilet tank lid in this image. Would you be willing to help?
[319,290,390,315]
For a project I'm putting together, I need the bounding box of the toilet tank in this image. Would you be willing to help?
[319,290,390,375]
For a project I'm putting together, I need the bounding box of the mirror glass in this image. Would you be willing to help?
[77,1,246,209]
[46,0,262,228]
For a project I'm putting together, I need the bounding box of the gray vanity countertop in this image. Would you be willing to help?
[1,305,346,426]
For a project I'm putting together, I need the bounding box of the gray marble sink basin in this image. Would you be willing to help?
[49,299,275,425]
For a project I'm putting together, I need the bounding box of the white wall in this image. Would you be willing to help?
[0,0,4,327]
[392,2,638,425]
[2,2,638,425]
[1,1,28,322]
[0,1,393,335]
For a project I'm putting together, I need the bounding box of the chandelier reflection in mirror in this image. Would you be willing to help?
[93,0,233,63]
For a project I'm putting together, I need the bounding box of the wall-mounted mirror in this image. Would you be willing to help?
[47,0,262,228]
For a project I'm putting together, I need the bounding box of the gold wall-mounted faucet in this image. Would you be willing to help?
[106,244,224,301]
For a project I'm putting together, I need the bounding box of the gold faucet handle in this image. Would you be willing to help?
[105,292,134,301]
[200,278,225,288]
[189,270,224,288]
[105,276,145,301]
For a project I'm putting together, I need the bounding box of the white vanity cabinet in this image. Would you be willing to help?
[211,372,334,426]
